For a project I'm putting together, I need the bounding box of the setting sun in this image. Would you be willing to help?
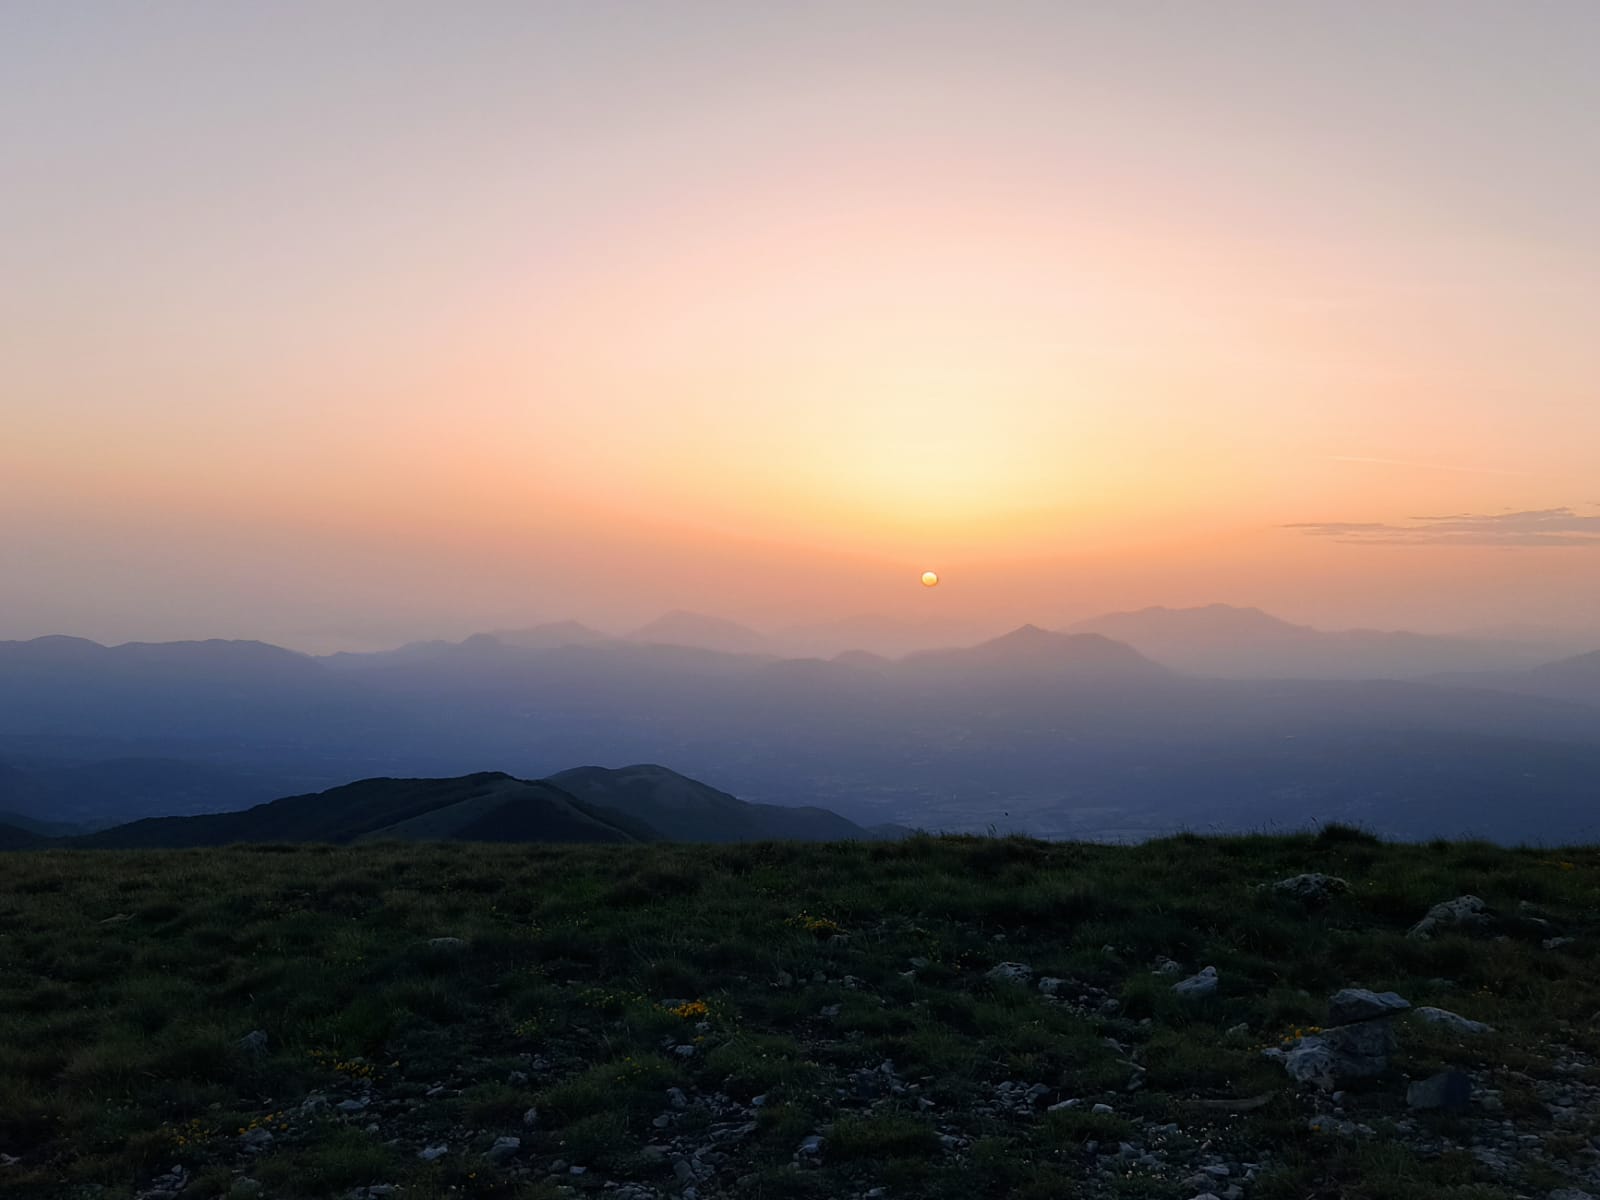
[921,571,940,588]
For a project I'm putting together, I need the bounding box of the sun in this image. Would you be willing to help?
[920,571,939,588]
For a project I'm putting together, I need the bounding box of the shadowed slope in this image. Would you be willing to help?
[549,763,886,842]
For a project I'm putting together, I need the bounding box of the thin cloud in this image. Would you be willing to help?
[1286,507,1600,547]
[1325,455,1529,477]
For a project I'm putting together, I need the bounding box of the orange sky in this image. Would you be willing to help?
[3,3,1598,649]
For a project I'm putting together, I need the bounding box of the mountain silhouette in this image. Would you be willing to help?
[1065,604,1550,678]
[625,611,769,654]
[50,766,890,849]
[549,764,888,842]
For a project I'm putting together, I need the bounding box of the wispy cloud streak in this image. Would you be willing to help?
[1286,507,1600,547]
[1325,456,1528,477]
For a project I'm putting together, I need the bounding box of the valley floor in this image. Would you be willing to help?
[1,834,1598,1200]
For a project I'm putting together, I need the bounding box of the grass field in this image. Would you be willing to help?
[2,831,1598,1199]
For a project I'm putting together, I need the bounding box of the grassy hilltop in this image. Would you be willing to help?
[1,833,1598,1200]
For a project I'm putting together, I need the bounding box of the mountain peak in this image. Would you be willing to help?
[625,611,767,653]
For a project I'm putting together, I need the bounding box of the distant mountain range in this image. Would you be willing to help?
[297,603,1598,679]
[23,765,898,850]
[1432,649,1600,706]
[4,610,1599,844]
[1064,604,1569,679]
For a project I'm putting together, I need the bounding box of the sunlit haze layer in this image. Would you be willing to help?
[4,3,1598,650]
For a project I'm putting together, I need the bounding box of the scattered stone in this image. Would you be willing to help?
[674,1044,696,1058]
[417,1144,448,1162]
[798,1134,825,1156]
[487,1135,520,1163]
[1284,1040,1340,1090]
[236,1029,269,1054]
[1413,1006,1494,1035]
[1544,937,1576,951]
[1092,1102,1115,1115]
[986,962,1033,985]
[238,1127,273,1153]
[425,936,468,950]
[1038,977,1067,995]
[1327,988,1411,1025]
[1408,896,1492,940]
[1407,1069,1472,1110]
[1319,1018,1395,1077]
[522,1106,540,1128]
[336,1098,369,1114]
[1174,966,1218,999]
[1152,956,1183,975]
[1271,873,1349,903]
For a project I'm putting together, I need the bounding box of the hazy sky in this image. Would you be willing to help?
[4,2,1599,650]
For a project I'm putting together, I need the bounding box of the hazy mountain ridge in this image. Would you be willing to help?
[36,765,894,850]
[1432,648,1600,706]
[5,616,1600,844]
[1065,604,1575,679]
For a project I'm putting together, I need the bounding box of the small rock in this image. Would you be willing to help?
[673,1044,696,1058]
[523,1106,540,1129]
[798,1134,825,1156]
[1092,1102,1115,1115]
[487,1135,520,1163]
[236,1030,269,1054]
[1326,988,1410,1025]
[1408,896,1491,940]
[1544,937,1575,951]
[238,1127,273,1153]
[986,962,1033,985]
[1406,1069,1472,1110]
[1271,873,1349,903]
[1173,966,1218,999]
[417,1144,449,1162]
[1413,1006,1494,1035]
[336,1098,369,1114]
[425,936,468,950]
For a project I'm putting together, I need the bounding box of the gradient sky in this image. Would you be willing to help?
[4,2,1599,650]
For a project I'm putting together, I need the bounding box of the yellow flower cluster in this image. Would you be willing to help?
[671,1000,709,1019]
[786,911,844,937]
[1277,1025,1323,1047]
[578,986,648,1011]
[236,1110,290,1136]
[165,1116,217,1149]
[308,1048,376,1079]
[613,1054,651,1081]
